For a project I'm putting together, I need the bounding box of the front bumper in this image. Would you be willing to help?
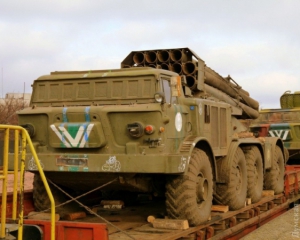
[9,153,190,174]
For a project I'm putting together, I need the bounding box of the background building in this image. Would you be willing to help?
[0,93,31,105]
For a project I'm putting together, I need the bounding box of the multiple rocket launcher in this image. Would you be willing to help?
[280,91,300,109]
[121,48,259,119]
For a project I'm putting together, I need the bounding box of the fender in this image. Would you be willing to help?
[215,139,264,183]
[264,137,286,169]
[180,136,217,182]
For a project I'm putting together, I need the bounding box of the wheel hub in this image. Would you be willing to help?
[197,176,208,202]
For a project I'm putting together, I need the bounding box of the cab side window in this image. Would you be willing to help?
[161,79,177,104]
[162,80,171,103]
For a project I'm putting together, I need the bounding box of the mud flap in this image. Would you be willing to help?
[264,137,286,170]
[264,141,272,169]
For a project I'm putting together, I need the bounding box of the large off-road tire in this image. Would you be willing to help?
[245,146,263,203]
[33,174,76,215]
[264,145,285,194]
[165,149,213,226]
[214,147,247,210]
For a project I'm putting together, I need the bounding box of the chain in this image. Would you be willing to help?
[48,178,136,240]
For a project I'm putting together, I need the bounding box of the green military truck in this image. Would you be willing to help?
[251,90,300,164]
[11,48,285,225]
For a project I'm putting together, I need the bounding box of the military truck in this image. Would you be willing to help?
[251,90,300,164]
[11,48,285,226]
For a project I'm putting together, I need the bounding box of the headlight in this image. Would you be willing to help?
[20,124,35,137]
[154,92,165,103]
[127,122,144,138]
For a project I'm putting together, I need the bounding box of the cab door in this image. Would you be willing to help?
[161,77,188,151]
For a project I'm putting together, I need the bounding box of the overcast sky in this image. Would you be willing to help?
[1,1,300,109]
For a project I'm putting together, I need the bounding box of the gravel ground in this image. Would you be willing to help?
[241,205,300,240]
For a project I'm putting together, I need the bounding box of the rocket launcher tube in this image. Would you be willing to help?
[204,66,259,110]
[145,51,157,63]
[157,50,170,62]
[193,84,259,119]
[133,52,145,64]
[224,75,250,97]
[171,62,182,74]
[121,48,259,116]
[186,75,198,90]
[183,61,197,75]
[160,63,170,70]
[170,49,187,62]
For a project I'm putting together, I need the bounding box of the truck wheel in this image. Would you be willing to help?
[165,149,213,226]
[33,174,72,214]
[215,147,247,210]
[245,146,263,203]
[264,146,284,194]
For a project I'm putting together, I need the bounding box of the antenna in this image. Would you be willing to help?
[23,82,25,107]
[1,67,3,98]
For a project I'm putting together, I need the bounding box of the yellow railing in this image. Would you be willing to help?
[0,125,55,240]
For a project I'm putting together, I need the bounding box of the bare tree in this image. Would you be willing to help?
[0,97,28,158]
[0,97,28,125]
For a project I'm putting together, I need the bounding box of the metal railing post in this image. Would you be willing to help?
[0,128,9,238]
[0,124,55,240]
[12,129,19,220]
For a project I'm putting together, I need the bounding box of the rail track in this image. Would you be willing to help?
[1,165,299,240]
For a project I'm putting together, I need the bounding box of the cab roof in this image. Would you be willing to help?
[36,67,178,81]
